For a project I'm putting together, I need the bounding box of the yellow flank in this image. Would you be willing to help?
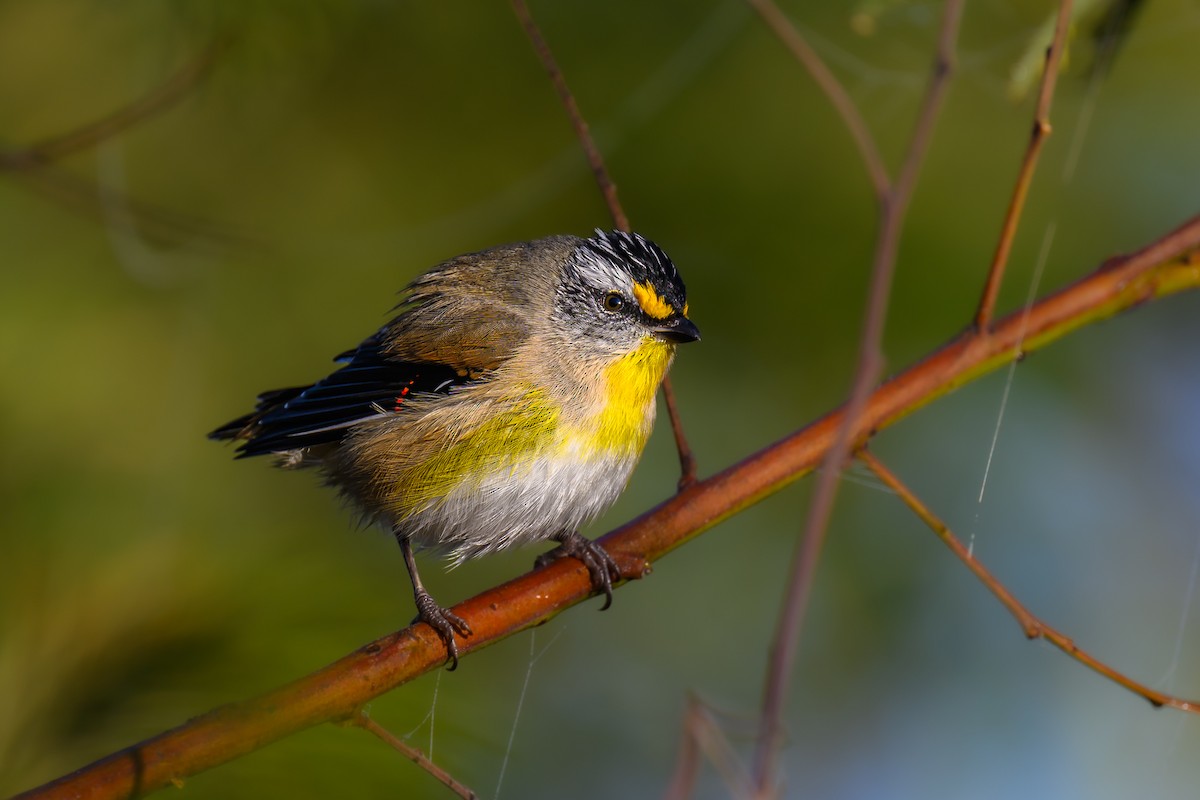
[386,338,673,518]
[632,280,674,320]
[585,337,674,455]
[392,388,560,517]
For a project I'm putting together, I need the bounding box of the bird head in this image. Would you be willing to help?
[552,229,700,359]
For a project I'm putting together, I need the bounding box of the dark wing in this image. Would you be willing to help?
[208,336,467,458]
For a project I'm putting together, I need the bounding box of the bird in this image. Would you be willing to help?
[209,229,699,667]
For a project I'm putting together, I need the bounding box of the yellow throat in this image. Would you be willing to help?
[587,337,675,456]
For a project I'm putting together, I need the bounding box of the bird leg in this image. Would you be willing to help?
[535,531,621,610]
[397,534,472,669]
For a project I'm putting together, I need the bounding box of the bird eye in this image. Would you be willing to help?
[602,292,626,312]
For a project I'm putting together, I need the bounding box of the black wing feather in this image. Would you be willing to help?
[209,339,466,458]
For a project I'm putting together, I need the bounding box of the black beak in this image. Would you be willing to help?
[653,316,701,344]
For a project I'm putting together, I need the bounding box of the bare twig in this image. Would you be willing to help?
[10,158,250,248]
[661,377,698,489]
[509,0,628,231]
[745,0,890,200]
[858,448,1196,712]
[11,40,225,167]
[0,40,244,248]
[509,0,696,485]
[663,704,703,800]
[16,216,1200,800]
[350,711,478,799]
[974,0,1074,330]
[664,695,753,800]
[750,2,964,793]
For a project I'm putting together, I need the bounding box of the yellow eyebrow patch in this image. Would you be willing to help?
[632,280,674,320]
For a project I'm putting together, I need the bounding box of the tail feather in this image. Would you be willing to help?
[208,385,309,442]
[208,342,469,459]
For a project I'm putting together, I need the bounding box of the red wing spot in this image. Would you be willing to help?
[393,376,418,412]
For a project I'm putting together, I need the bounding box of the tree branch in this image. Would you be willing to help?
[509,0,697,485]
[8,40,225,167]
[0,40,247,248]
[750,1,964,791]
[16,211,1200,800]
[858,448,1197,712]
[508,0,627,233]
[975,0,1074,330]
[744,0,891,199]
[350,712,478,799]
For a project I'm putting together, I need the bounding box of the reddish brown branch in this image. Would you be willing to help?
[16,217,1200,800]
[750,1,964,791]
[858,448,1197,711]
[509,0,696,486]
[974,0,1073,330]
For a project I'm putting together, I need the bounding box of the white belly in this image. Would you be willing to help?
[397,449,639,565]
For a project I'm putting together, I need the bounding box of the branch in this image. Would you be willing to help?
[751,0,964,791]
[0,40,247,248]
[858,448,1197,712]
[745,0,891,199]
[350,712,478,799]
[509,0,627,232]
[16,212,1200,800]
[663,695,752,800]
[509,0,697,485]
[7,40,225,167]
[975,0,1074,330]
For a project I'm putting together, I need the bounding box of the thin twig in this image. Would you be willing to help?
[0,40,245,248]
[664,695,753,800]
[21,40,226,165]
[509,0,628,232]
[745,0,891,200]
[509,0,696,485]
[750,2,964,793]
[661,377,698,489]
[10,159,252,248]
[351,711,478,799]
[974,0,1074,330]
[890,1,963,224]
[858,448,1196,712]
[663,703,702,800]
[16,215,1200,800]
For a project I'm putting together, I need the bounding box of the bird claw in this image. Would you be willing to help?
[413,590,472,670]
[536,531,621,610]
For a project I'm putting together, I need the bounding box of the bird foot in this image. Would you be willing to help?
[413,590,472,670]
[535,531,621,610]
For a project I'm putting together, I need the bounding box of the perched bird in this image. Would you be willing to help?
[210,230,699,666]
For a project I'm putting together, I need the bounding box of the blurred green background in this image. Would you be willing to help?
[3,1,1200,798]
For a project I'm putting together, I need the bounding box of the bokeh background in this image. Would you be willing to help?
[3,1,1200,798]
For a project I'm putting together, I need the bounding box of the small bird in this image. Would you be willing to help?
[210,230,699,666]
